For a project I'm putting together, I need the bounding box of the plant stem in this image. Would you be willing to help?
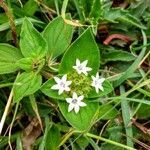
[86,133,136,150]
[61,0,69,18]
[0,89,13,135]
[0,0,18,46]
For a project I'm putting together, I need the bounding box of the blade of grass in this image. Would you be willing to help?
[120,85,134,148]
[0,17,44,31]
[86,133,135,150]
[29,95,43,131]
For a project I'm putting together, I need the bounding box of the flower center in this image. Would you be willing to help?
[95,80,99,85]
[72,99,77,104]
[60,82,65,88]
[78,65,83,71]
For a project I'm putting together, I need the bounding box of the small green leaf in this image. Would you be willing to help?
[0,43,23,74]
[13,72,42,102]
[59,28,100,75]
[58,100,99,131]
[89,0,102,20]
[43,15,73,58]
[88,80,113,98]
[16,57,45,72]
[20,18,47,58]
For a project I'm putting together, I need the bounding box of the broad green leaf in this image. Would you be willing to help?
[58,100,99,131]
[43,15,73,58]
[59,28,100,75]
[88,80,113,98]
[0,43,23,74]
[102,50,136,63]
[41,78,65,100]
[13,72,42,102]
[20,18,47,58]
[99,104,118,120]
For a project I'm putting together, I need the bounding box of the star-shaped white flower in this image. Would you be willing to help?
[66,92,87,114]
[91,73,105,93]
[73,59,92,76]
[51,75,72,95]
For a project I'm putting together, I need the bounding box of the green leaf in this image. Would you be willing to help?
[20,18,47,58]
[43,15,73,58]
[58,100,99,131]
[23,0,38,16]
[102,50,136,63]
[88,80,113,98]
[45,125,60,150]
[0,43,23,74]
[13,72,42,103]
[98,104,118,120]
[59,28,100,75]
[89,0,102,20]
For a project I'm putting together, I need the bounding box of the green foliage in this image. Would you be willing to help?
[58,100,99,131]
[13,72,42,102]
[0,44,23,74]
[43,15,73,58]
[20,18,47,58]
[59,28,100,75]
[0,0,150,149]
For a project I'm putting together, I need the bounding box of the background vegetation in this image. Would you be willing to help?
[0,0,150,149]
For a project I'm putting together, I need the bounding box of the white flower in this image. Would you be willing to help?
[66,92,87,114]
[51,74,72,95]
[91,73,105,93]
[73,59,92,76]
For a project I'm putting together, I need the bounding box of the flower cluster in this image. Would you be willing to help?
[51,59,105,114]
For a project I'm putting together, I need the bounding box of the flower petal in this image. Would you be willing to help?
[79,101,87,107]
[68,103,74,112]
[86,67,92,72]
[62,74,67,82]
[99,85,104,91]
[81,60,88,67]
[65,87,70,91]
[99,78,105,83]
[66,98,72,103]
[53,77,61,83]
[74,105,80,113]
[96,72,99,78]
[51,84,59,90]
[73,92,78,99]
[58,88,64,95]
[78,95,84,101]
[76,59,80,66]
[66,81,72,86]
[95,87,99,93]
